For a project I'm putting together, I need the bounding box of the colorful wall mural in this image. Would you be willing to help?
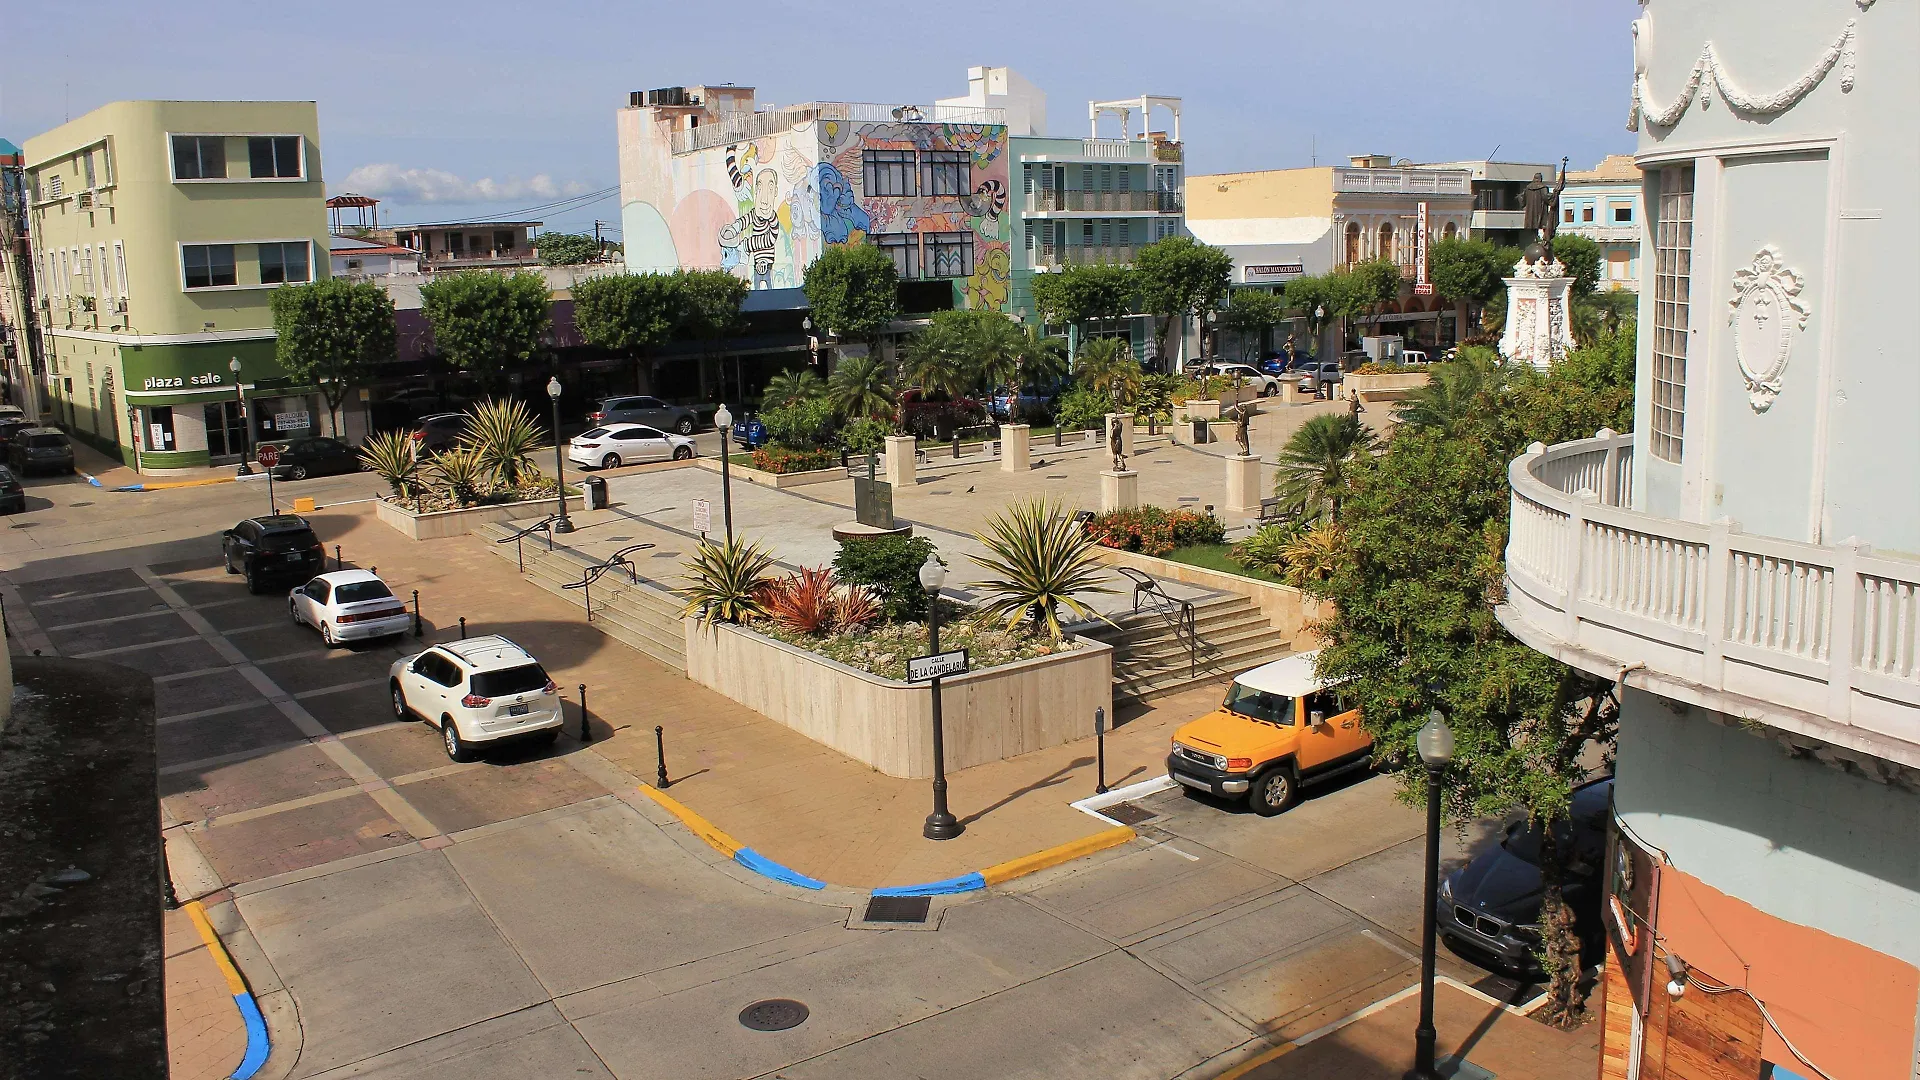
[617,106,1011,310]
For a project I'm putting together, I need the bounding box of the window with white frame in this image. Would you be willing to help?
[925,232,973,278]
[182,244,238,289]
[863,150,916,198]
[1650,165,1694,463]
[97,245,112,300]
[257,241,311,284]
[171,135,227,180]
[46,173,64,199]
[114,241,129,299]
[79,247,94,295]
[248,136,303,179]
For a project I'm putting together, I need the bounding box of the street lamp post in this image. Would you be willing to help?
[230,356,252,475]
[547,377,574,533]
[1406,709,1455,1080]
[919,553,962,841]
[713,403,735,546]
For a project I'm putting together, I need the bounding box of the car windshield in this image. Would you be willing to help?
[1222,682,1295,726]
[579,427,610,439]
[1500,783,1611,866]
[471,664,549,697]
[256,528,318,553]
[26,434,68,448]
[333,580,394,604]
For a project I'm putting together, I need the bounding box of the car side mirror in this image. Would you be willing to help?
[1309,710,1326,727]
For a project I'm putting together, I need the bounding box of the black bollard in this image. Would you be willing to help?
[1054,425,1062,447]
[458,616,467,639]
[335,544,343,571]
[1095,707,1109,795]
[579,684,591,743]
[655,725,669,788]
[411,590,423,637]
[951,434,960,459]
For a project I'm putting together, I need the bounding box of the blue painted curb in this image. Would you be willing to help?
[231,991,270,1079]
[734,848,827,890]
[871,872,987,897]
[79,472,103,488]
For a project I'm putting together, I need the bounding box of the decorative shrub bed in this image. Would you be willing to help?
[757,615,1083,681]
[397,476,572,514]
[1083,506,1226,556]
[750,445,841,473]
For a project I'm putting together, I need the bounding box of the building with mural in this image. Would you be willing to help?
[21,100,333,470]
[1500,1,1920,1077]
[1561,153,1642,292]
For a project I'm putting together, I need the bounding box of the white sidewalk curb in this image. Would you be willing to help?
[1070,774,1177,824]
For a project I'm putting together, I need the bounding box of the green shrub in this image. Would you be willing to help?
[834,534,938,619]
[1170,508,1226,546]
[760,397,839,449]
[838,416,890,456]
[1053,385,1110,433]
[749,446,839,474]
[1230,520,1307,575]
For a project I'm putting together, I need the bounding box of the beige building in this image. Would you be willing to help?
[23,100,332,470]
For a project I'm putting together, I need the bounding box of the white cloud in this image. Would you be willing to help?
[337,163,592,204]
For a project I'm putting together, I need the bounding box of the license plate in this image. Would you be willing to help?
[284,553,304,562]
[507,703,530,717]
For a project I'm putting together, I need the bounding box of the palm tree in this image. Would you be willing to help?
[1010,323,1069,391]
[1074,337,1141,408]
[680,536,777,625]
[900,321,971,399]
[825,352,897,421]
[967,500,1115,639]
[966,314,1026,394]
[1393,351,1508,433]
[1274,413,1377,524]
[762,368,826,408]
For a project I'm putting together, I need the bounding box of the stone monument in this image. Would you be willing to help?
[1501,157,1576,369]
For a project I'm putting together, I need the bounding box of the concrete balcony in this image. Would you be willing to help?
[1024,190,1182,215]
[1501,431,1920,770]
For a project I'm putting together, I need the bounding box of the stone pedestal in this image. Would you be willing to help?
[1099,470,1140,513]
[1226,454,1263,514]
[1104,413,1136,459]
[999,423,1031,473]
[1277,376,1304,405]
[1179,400,1223,422]
[883,435,917,489]
[1498,257,1576,369]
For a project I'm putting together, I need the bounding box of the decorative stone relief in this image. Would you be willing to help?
[1727,246,1809,412]
[1628,13,1859,130]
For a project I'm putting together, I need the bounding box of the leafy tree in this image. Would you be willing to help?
[419,271,552,385]
[759,397,838,449]
[1571,289,1636,347]
[1073,337,1140,408]
[533,233,602,266]
[1221,288,1289,359]
[1273,412,1377,523]
[762,368,825,408]
[674,269,749,401]
[1333,259,1403,316]
[1134,235,1234,361]
[1009,323,1069,392]
[1392,347,1509,434]
[1283,275,1338,341]
[803,242,899,343]
[1428,238,1514,305]
[572,272,680,392]
[1029,262,1138,337]
[269,278,396,437]
[825,351,896,421]
[1511,328,1636,440]
[902,309,1016,397]
[1053,385,1111,432]
[1550,234,1602,297]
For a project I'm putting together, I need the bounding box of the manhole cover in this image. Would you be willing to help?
[652,550,680,558]
[605,535,634,542]
[739,998,810,1031]
[1103,801,1157,825]
[1177,496,1200,503]
[1045,474,1069,479]
[863,895,931,923]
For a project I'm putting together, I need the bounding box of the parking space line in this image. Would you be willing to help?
[29,584,153,607]
[292,677,388,700]
[158,700,267,727]
[218,621,292,636]
[247,648,330,666]
[160,741,311,777]
[42,607,182,632]
[193,785,367,830]
[73,633,203,659]
[388,761,487,787]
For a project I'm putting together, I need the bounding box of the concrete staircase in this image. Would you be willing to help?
[1079,593,1296,706]
[474,522,689,672]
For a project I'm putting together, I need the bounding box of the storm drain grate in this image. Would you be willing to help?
[1045,474,1069,479]
[1103,802,1157,826]
[652,550,680,558]
[1178,496,1200,503]
[1437,1056,1496,1080]
[862,895,932,923]
[605,536,634,542]
[739,998,810,1031]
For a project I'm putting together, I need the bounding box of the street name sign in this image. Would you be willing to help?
[907,649,969,683]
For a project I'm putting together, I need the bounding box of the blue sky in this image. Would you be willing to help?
[3,0,1641,237]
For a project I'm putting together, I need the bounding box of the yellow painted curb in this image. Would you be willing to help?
[1213,1041,1297,1080]
[184,900,248,997]
[978,825,1136,886]
[635,784,741,858]
[143,476,238,490]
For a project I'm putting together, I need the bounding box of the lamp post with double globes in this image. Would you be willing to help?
[713,403,735,546]
[918,553,962,841]
[1406,709,1456,1080]
[230,356,253,475]
[547,377,574,533]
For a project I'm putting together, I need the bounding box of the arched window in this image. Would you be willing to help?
[1378,222,1395,262]
[1443,220,1458,241]
[1345,222,1361,265]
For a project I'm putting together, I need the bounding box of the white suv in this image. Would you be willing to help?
[389,636,563,761]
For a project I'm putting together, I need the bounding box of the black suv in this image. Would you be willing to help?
[7,428,74,475]
[222,515,326,594]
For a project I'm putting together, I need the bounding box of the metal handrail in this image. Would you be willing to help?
[561,543,657,621]
[495,514,557,572]
[1116,567,1211,677]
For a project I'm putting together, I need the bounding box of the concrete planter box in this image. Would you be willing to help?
[684,621,1113,779]
[375,494,585,541]
[1091,546,1328,650]
[1346,371,1431,404]
[1177,399,1224,421]
[701,458,845,489]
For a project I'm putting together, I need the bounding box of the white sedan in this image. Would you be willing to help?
[568,423,697,470]
[288,570,412,646]
[1199,363,1282,396]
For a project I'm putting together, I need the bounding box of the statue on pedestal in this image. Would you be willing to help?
[1520,157,1570,260]
[1232,404,1252,458]
[1108,415,1127,473]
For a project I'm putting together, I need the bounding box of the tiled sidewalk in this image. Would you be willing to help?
[164,906,246,1080]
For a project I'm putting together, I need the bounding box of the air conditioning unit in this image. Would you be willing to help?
[113,298,128,314]
[77,192,93,210]
[647,86,688,107]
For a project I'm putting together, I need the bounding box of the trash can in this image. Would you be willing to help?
[584,476,609,510]
[1192,417,1209,444]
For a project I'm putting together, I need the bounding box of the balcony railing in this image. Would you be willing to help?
[1034,245,1137,269]
[1502,431,1920,765]
[1333,168,1471,196]
[669,102,1006,155]
[1025,190,1182,214]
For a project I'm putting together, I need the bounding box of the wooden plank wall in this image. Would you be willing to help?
[1627,945,1766,1080]
[1601,962,1634,1080]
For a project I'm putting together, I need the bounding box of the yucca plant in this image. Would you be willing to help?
[680,536,776,625]
[762,566,839,635]
[359,429,420,499]
[429,447,490,507]
[968,499,1114,640]
[459,397,549,489]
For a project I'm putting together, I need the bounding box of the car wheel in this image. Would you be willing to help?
[674,417,695,435]
[601,453,621,470]
[1250,764,1297,816]
[672,445,693,460]
[289,599,303,626]
[321,622,339,648]
[224,551,238,575]
[441,716,476,762]
[244,567,261,595]
[290,464,309,481]
[390,681,412,720]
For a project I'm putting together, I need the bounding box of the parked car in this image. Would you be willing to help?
[0,417,39,451]
[0,405,26,424]
[0,465,25,514]
[729,413,770,451]
[7,428,74,475]
[589,395,700,436]
[1401,349,1430,364]
[1260,353,1315,377]
[1437,777,1613,975]
[988,385,1059,423]
[262,436,361,481]
[388,635,564,761]
[409,412,469,457]
[568,423,697,469]
[1166,651,1374,815]
[221,514,326,594]
[1294,361,1346,396]
[287,570,412,646]
[1196,363,1282,396]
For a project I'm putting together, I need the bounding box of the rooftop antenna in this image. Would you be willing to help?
[1310,135,1316,167]
[1487,143,1502,160]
